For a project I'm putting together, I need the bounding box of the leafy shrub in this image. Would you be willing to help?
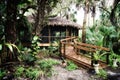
[0,69,6,79]
[66,61,78,71]
[14,66,43,80]
[97,69,107,79]
[25,67,43,80]
[38,59,59,76]
[47,41,60,58]
[19,36,41,65]
[15,66,25,77]
[22,53,36,65]
[109,51,120,67]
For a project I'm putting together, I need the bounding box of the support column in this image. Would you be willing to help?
[48,26,51,43]
[66,26,69,38]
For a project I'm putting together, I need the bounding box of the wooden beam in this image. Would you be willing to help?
[76,42,110,51]
[39,43,58,46]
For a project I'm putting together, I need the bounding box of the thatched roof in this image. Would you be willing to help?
[47,17,82,29]
[27,15,82,29]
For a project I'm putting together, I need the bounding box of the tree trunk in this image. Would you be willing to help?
[5,0,17,61]
[82,0,89,43]
[92,0,96,25]
[34,0,46,36]
[110,0,120,28]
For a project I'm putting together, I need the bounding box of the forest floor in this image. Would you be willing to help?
[42,65,92,80]
[40,58,120,80]
[39,58,103,80]
[2,58,120,80]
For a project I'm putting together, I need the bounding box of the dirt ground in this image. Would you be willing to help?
[41,65,94,80]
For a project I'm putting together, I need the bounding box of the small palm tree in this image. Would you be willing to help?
[92,50,107,74]
[93,50,107,64]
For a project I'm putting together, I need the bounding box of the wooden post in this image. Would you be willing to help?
[106,53,109,64]
[63,43,66,58]
[48,26,51,43]
[91,53,94,67]
[59,41,62,57]
[66,26,69,38]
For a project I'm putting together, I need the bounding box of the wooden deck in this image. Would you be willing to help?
[40,37,109,70]
[61,46,108,69]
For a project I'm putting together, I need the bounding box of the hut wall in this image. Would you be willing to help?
[40,26,49,43]
[41,26,79,43]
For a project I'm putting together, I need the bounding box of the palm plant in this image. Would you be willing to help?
[99,26,116,48]
[92,50,108,74]
[109,50,120,67]
[93,50,107,64]
[86,26,104,46]
[0,41,20,64]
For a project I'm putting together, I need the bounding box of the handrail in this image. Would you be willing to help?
[74,39,110,51]
[73,39,110,66]
[60,37,77,42]
[60,37,77,58]
[60,37,110,67]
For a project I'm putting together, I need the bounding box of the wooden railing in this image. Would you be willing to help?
[60,37,110,67]
[60,37,76,57]
[74,39,110,66]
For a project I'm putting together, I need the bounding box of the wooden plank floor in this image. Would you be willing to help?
[62,46,108,69]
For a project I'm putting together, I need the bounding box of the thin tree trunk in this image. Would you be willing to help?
[82,12,87,43]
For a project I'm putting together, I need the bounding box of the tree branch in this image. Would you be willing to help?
[110,0,120,27]
[99,7,110,14]
[21,5,37,15]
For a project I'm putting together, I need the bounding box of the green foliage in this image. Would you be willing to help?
[0,69,6,79]
[15,66,43,80]
[0,42,20,57]
[86,23,120,55]
[22,53,36,65]
[48,0,59,8]
[15,66,25,77]
[109,50,120,66]
[5,43,20,53]
[86,26,104,46]
[93,50,107,61]
[25,67,42,80]
[19,36,41,65]
[99,26,117,48]
[97,69,107,79]
[66,60,78,71]
[38,58,59,76]
[48,45,58,53]
[0,44,2,51]
[48,41,60,57]
[31,36,41,54]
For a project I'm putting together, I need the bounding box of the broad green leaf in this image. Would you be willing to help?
[5,43,13,52]
[33,36,38,41]
[11,44,20,53]
[0,44,2,50]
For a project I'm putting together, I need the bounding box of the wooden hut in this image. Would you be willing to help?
[40,17,81,46]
